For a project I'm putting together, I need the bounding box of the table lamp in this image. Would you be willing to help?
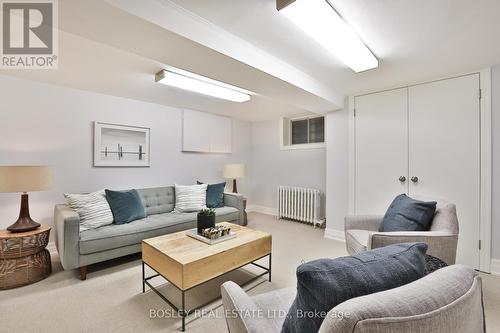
[223,163,246,193]
[0,166,52,232]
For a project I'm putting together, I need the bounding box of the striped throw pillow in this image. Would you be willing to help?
[64,190,114,231]
[174,184,208,213]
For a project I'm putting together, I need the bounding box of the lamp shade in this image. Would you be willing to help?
[0,166,52,193]
[223,164,246,179]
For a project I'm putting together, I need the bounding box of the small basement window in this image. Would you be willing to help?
[281,115,325,149]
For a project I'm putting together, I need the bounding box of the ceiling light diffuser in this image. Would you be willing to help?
[155,68,253,103]
[278,0,378,72]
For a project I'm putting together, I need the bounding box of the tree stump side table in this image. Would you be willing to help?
[0,225,52,290]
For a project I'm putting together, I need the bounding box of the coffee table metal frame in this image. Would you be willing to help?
[142,253,271,332]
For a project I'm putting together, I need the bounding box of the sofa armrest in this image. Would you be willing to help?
[344,215,383,232]
[369,231,458,265]
[224,192,244,225]
[221,281,274,333]
[54,204,80,270]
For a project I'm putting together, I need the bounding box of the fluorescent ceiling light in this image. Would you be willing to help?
[279,0,378,72]
[155,67,253,103]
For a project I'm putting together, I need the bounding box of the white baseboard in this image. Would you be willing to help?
[47,241,57,255]
[246,205,277,216]
[324,228,345,242]
[491,258,500,276]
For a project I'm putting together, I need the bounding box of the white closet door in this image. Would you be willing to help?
[408,74,480,269]
[355,88,408,214]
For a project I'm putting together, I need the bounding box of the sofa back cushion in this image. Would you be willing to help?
[430,201,459,234]
[282,243,428,333]
[136,186,175,216]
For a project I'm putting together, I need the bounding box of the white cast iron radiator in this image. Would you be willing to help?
[277,186,324,226]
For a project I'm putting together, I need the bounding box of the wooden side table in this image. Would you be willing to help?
[0,225,52,290]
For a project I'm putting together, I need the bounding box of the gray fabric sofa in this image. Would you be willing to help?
[221,264,485,333]
[54,186,244,279]
[344,198,459,265]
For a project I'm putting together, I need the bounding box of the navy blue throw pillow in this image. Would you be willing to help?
[424,254,448,275]
[281,243,428,333]
[197,181,225,208]
[105,189,146,225]
[379,194,437,232]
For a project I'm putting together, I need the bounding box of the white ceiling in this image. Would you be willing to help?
[2,0,500,121]
[168,0,500,95]
[0,0,341,122]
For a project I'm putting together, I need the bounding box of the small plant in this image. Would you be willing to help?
[198,208,215,216]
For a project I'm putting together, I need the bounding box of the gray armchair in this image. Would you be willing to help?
[344,198,459,264]
[221,265,484,333]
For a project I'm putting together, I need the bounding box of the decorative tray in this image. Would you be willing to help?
[186,229,237,245]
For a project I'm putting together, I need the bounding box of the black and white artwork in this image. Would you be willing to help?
[94,122,150,167]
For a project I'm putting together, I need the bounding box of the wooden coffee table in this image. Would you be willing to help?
[141,222,272,331]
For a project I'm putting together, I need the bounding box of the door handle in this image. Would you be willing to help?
[399,176,406,182]
[411,176,419,183]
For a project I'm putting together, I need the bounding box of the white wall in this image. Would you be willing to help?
[249,119,326,211]
[0,75,252,231]
[325,106,349,234]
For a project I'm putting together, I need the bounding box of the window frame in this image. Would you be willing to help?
[280,115,326,150]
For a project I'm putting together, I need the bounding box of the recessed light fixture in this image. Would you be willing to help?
[155,67,253,103]
[277,0,378,73]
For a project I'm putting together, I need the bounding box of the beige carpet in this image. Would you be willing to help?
[1,212,499,332]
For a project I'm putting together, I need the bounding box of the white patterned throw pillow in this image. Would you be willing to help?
[174,184,208,213]
[64,190,114,231]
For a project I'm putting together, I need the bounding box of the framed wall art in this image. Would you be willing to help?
[94,122,150,167]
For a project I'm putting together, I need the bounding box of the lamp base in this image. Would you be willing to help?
[232,179,238,194]
[7,217,41,233]
[7,193,41,233]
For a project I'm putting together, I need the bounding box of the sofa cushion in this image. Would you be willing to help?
[105,189,146,224]
[282,243,428,333]
[79,206,239,254]
[136,186,175,216]
[379,194,437,232]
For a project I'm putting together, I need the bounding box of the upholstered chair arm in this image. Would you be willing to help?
[319,265,484,333]
[54,204,80,270]
[369,231,458,265]
[344,215,384,232]
[221,281,274,333]
[224,193,245,225]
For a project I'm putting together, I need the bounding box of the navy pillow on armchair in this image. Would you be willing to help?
[379,194,437,232]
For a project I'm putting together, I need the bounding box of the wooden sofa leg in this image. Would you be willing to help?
[79,266,88,280]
